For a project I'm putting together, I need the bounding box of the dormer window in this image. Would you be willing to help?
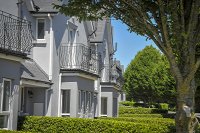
[36,19,45,39]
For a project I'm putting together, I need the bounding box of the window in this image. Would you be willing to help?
[1,79,11,112]
[0,79,11,129]
[69,29,76,43]
[88,92,92,112]
[61,90,70,116]
[78,91,81,113]
[37,19,45,39]
[83,91,86,113]
[0,115,8,128]
[101,97,107,116]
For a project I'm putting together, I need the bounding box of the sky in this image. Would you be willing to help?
[112,20,155,69]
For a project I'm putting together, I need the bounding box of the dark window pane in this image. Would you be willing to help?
[62,90,70,113]
[3,80,10,111]
[78,91,81,113]
[37,19,45,39]
[101,97,107,115]
[0,115,8,128]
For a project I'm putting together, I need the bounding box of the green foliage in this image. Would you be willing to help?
[119,101,135,107]
[159,103,169,110]
[18,116,174,133]
[123,45,175,104]
[99,117,175,132]
[119,113,163,118]
[119,106,154,114]
[99,117,174,125]
[0,130,28,133]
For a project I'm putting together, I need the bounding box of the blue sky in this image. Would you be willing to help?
[112,20,155,69]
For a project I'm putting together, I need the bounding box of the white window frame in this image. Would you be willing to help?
[1,78,11,113]
[0,78,11,129]
[61,90,70,117]
[36,18,45,40]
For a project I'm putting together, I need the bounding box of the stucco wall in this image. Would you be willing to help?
[101,87,119,117]
[61,75,96,117]
[0,58,21,130]
[23,87,46,116]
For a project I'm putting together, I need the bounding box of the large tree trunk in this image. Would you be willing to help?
[175,79,198,133]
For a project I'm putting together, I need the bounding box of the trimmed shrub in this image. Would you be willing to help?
[119,113,163,118]
[119,107,154,114]
[99,117,175,132]
[119,101,135,107]
[159,103,169,110]
[119,107,169,115]
[18,116,175,133]
[0,130,28,133]
[99,117,174,125]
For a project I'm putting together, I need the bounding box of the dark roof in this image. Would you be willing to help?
[29,0,60,13]
[21,59,50,83]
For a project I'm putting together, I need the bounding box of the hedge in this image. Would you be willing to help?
[119,107,168,115]
[119,107,153,114]
[159,103,169,110]
[0,130,28,133]
[18,116,175,133]
[119,101,135,107]
[119,113,163,118]
[99,117,174,125]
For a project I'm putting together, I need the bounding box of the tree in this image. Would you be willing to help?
[124,45,175,105]
[54,1,200,132]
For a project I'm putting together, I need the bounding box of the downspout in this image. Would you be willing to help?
[48,14,53,81]
[58,73,62,116]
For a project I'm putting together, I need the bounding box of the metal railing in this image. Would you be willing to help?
[0,10,33,56]
[59,44,99,75]
[101,65,123,87]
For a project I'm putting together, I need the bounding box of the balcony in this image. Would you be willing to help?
[101,65,123,87]
[59,44,99,75]
[0,10,33,57]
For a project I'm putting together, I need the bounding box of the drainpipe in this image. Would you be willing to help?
[48,14,53,81]
[58,73,62,116]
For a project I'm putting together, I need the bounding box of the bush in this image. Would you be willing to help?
[99,117,175,132]
[0,130,27,133]
[99,117,174,125]
[119,107,154,114]
[119,114,163,118]
[159,103,169,110]
[119,101,135,107]
[18,116,175,133]
[119,106,170,116]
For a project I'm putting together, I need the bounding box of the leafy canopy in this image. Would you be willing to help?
[123,45,175,104]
